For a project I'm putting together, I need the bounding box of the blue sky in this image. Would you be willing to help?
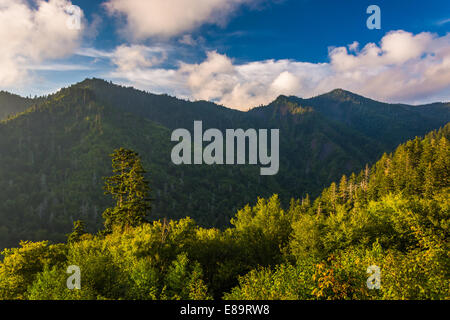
[1,0,449,109]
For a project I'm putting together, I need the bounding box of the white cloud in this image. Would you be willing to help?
[76,47,116,59]
[179,34,198,46]
[179,51,236,100]
[109,49,329,109]
[90,45,186,96]
[348,41,359,52]
[77,44,169,73]
[325,30,450,102]
[110,68,189,98]
[437,18,450,26]
[112,44,167,72]
[107,30,450,110]
[103,0,262,39]
[177,53,328,108]
[26,63,93,71]
[0,0,84,87]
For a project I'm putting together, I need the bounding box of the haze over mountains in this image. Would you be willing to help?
[0,78,448,249]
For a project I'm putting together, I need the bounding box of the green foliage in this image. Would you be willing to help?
[164,253,211,300]
[0,241,66,299]
[0,79,448,249]
[224,261,315,300]
[27,266,95,300]
[67,220,86,243]
[0,80,448,300]
[102,148,151,231]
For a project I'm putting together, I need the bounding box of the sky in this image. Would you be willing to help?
[0,0,449,110]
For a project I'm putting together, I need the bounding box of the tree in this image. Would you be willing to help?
[0,241,66,299]
[102,148,151,231]
[67,220,86,243]
[338,175,348,202]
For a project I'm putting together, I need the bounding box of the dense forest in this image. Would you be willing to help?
[0,79,448,249]
[0,123,448,300]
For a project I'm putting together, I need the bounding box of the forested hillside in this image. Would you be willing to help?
[0,91,36,121]
[0,123,448,300]
[0,79,448,250]
[284,89,450,146]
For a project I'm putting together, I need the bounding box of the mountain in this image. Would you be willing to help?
[226,122,450,300]
[254,89,450,147]
[0,91,36,121]
[0,78,448,249]
[1,121,448,300]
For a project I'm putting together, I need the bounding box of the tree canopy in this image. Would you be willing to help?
[1,123,448,300]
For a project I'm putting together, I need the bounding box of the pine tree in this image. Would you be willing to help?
[102,148,151,231]
[423,162,435,197]
[338,175,348,202]
[67,220,86,243]
[329,182,337,211]
[434,137,450,189]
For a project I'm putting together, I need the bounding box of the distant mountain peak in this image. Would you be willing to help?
[249,94,314,118]
[315,88,372,104]
[272,89,368,106]
[274,94,291,101]
[73,77,116,90]
[329,88,351,94]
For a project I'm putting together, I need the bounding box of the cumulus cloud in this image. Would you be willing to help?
[108,49,329,109]
[107,30,450,109]
[77,44,169,73]
[0,0,84,87]
[112,44,167,72]
[103,0,262,39]
[177,52,327,108]
[179,51,236,100]
[324,30,450,102]
[94,45,185,96]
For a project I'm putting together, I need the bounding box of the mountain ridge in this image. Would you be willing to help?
[2,78,449,122]
[0,78,448,249]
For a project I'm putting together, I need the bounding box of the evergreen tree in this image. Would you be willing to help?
[67,220,86,243]
[102,148,151,231]
[338,175,347,202]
